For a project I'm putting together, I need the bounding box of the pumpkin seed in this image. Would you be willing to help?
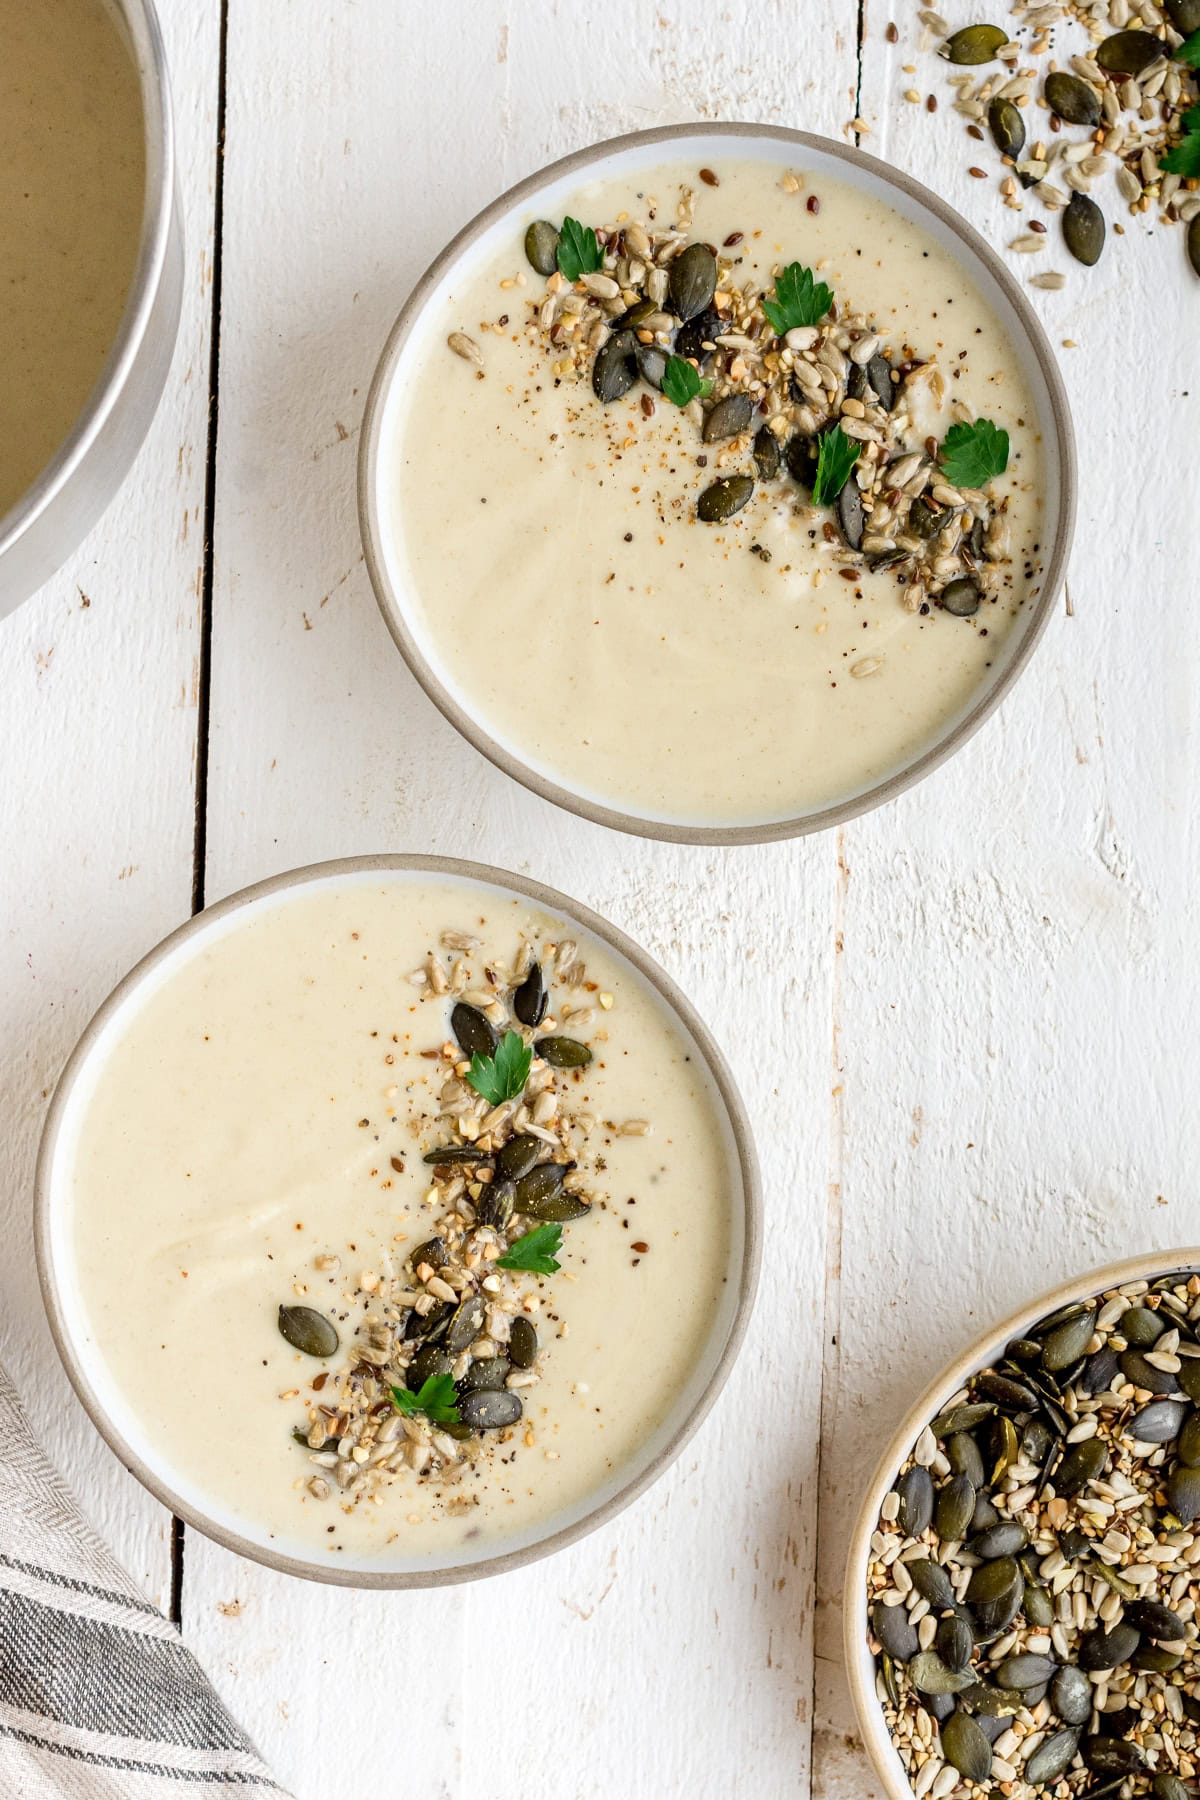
[1189,215,1200,282]
[926,1690,957,1724]
[703,392,753,443]
[907,500,947,541]
[837,477,865,552]
[524,220,560,276]
[936,1473,976,1542]
[988,97,1026,161]
[457,1356,510,1394]
[615,297,658,330]
[1007,1336,1043,1363]
[753,426,781,481]
[936,1614,974,1672]
[1096,29,1164,73]
[874,1600,920,1662]
[908,1651,974,1697]
[1178,1409,1200,1466]
[536,1035,593,1069]
[444,1294,486,1353]
[1025,1727,1081,1786]
[897,1464,935,1536]
[516,1164,591,1222]
[1122,1348,1182,1395]
[942,1709,993,1783]
[978,1370,1038,1412]
[277,1304,339,1358]
[1169,1463,1200,1523]
[1021,1416,1054,1461]
[403,1298,451,1342]
[784,433,819,491]
[1168,0,1200,30]
[508,1315,538,1369]
[1023,1581,1054,1628]
[1154,1774,1194,1800]
[406,1342,452,1391]
[866,354,894,411]
[970,1493,1000,1534]
[1079,1346,1121,1395]
[909,1558,956,1609]
[697,474,754,523]
[513,961,547,1027]
[1055,1436,1108,1495]
[675,307,721,367]
[995,1652,1057,1691]
[423,1144,487,1166]
[496,1135,542,1182]
[881,1651,901,1709]
[668,243,717,322]
[451,1001,497,1060]
[946,1433,985,1486]
[635,343,670,390]
[1044,72,1101,127]
[1082,1736,1148,1775]
[1129,1398,1187,1443]
[967,1556,1023,1635]
[939,23,1009,64]
[1042,1308,1097,1370]
[1125,1598,1186,1641]
[986,1413,1019,1482]
[1063,192,1105,268]
[458,1389,523,1430]
[970,1521,1028,1560]
[476,1179,515,1230]
[1121,1305,1165,1346]
[1050,1665,1091,1726]
[1134,1645,1184,1673]
[593,330,638,403]
[1093,1561,1138,1600]
[1077,1622,1140,1671]
[411,1235,449,1269]
[1179,1357,1200,1403]
[931,1402,995,1437]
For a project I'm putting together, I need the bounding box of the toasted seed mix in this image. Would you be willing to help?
[868,1271,1200,1800]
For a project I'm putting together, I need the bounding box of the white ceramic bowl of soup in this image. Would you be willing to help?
[0,0,182,615]
[36,856,760,1588]
[359,123,1075,844]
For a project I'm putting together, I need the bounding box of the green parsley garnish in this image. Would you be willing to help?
[556,216,602,281]
[497,1223,563,1276]
[465,1029,532,1107]
[390,1372,461,1425]
[761,261,834,336]
[661,354,713,408]
[1176,29,1200,69]
[938,418,1010,489]
[1161,104,1200,175]
[811,424,862,507]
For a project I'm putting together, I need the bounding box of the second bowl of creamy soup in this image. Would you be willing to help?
[37,857,758,1586]
[361,124,1075,842]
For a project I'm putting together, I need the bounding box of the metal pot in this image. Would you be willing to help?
[0,0,182,619]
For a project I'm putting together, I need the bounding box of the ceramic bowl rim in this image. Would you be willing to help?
[358,119,1077,846]
[842,1247,1200,1800]
[34,852,762,1589]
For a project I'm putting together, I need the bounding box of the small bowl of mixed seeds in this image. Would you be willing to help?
[846,1252,1200,1800]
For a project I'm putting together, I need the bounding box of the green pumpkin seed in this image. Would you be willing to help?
[785,433,819,491]
[1129,1399,1187,1443]
[1063,192,1105,267]
[1007,1336,1043,1363]
[411,1234,449,1268]
[1154,1774,1194,1800]
[451,1001,498,1060]
[946,1433,985,1486]
[476,1179,515,1230]
[519,1186,591,1224]
[697,474,754,523]
[936,1614,974,1673]
[931,1402,995,1437]
[1122,1348,1181,1395]
[1023,1582,1054,1629]
[1021,1417,1054,1461]
[444,1294,486,1354]
[406,1342,452,1392]
[1079,1346,1121,1395]
[1093,1561,1138,1600]
[958,1681,1024,1717]
[675,307,721,367]
[988,96,1025,160]
[936,1473,977,1542]
[939,23,1009,63]
[508,1315,538,1369]
[422,1144,487,1166]
[1168,0,1200,30]
[496,1135,542,1182]
[402,1298,451,1342]
[1044,72,1101,126]
[1096,28,1164,73]
[1025,1728,1081,1786]
[668,243,718,322]
[909,1559,956,1609]
[1169,1464,1200,1523]
[970,1493,1000,1535]
[1189,215,1200,282]
[967,1556,1023,1635]
[524,220,560,276]
[873,1600,920,1662]
[939,577,980,620]
[458,1388,523,1430]
[996,1652,1057,1690]
[970,1521,1028,1560]
[1055,1436,1107,1496]
[1041,1308,1097,1370]
[987,1414,1019,1482]
[866,354,895,411]
[536,1035,593,1069]
[1134,1645,1184,1673]
[1082,1736,1148,1775]
[636,342,670,390]
[942,1709,992,1783]
[277,1304,339,1358]
[753,426,781,480]
[513,961,547,1027]
[513,1162,566,1207]
[978,1370,1038,1412]
[881,1651,901,1709]
[593,331,638,403]
[897,1465,935,1536]
[908,1651,974,1697]
[1050,1665,1091,1725]
[1077,1622,1140,1671]
[837,478,865,552]
[703,392,753,443]
[1178,1409,1200,1467]
[1120,1305,1165,1346]
[457,1356,510,1394]
[1179,1357,1200,1403]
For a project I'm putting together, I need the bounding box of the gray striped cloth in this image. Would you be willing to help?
[0,1359,287,1797]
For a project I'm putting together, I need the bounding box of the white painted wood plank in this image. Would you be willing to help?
[189,3,854,1793]
[816,8,1200,1792]
[0,0,220,1608]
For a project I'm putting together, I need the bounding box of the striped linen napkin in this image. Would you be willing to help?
[0,1358,287,1797]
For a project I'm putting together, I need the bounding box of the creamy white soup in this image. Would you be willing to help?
[57,874,740,1570]
[383,154,1051,827]
[0,0,146,521]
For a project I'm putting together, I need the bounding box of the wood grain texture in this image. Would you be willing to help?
[0,0,220,1609]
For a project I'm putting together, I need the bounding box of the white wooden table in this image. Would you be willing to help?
[3,3,1195,1794]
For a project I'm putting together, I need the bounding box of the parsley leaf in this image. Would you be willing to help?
[465,1030,532,1106]
[1177,28,1200,67]
[390,1372,461,1425]
[497,1223,563,1275]
[761,262,835,336]
[812,425,862,507]
[1161,104,1200,174]
[661,354,714,407]
[938,418,1010,489]
[556,216,602,281]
